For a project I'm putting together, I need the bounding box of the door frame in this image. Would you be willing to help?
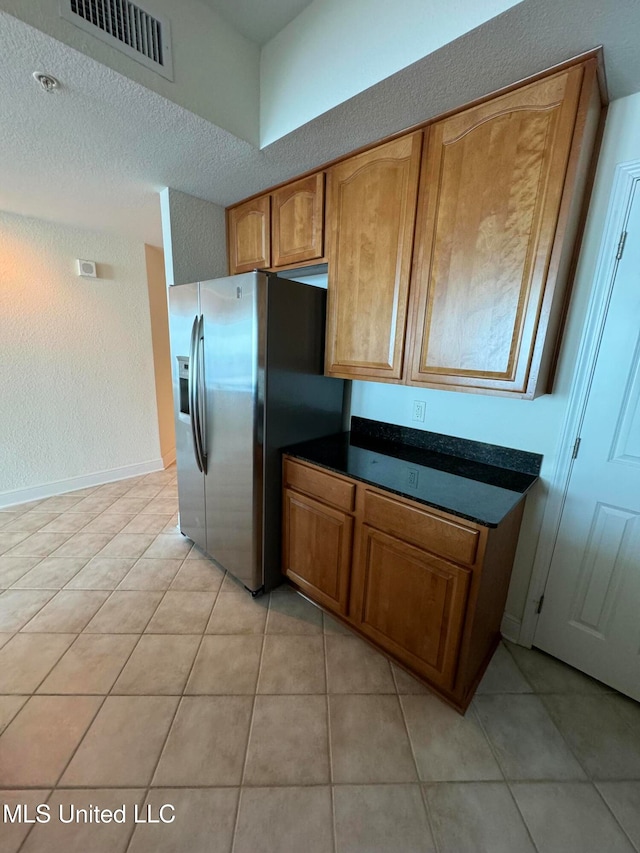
[519,159,640,647]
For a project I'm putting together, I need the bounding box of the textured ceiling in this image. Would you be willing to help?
[1,0,640,247]
[199,0,314,45]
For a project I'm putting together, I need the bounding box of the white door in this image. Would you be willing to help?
[534,181,640,700]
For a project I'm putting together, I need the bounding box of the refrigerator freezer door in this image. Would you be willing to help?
[167,282,206,552]
[200,272,265,591]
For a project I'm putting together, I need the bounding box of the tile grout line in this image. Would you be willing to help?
[1,633,78,697]
[83,566,171,636]
[531,693,595,783]
[41,691,109,795]
[113,557,186,594]
[6,779,602,791]
[39,629,144,699]
[389,680,440,853]
[419,783,443,853]
[12,553,100,591]
[465,700,507,783]
[18,590,113,635]
[116,790,149,853]
[323,618,338,853]
[470,691,593,783]
[2,526,75,562]
[396,690,440,850]
[592,780,640,853]
[472,687,585,852]
[15,784,57,853]
[179,572,225,699]
[503,779,543,852]
[122,543,213,852]
[17,499,152,781]
[1,512,64,536]
[229,603,269,853]
[0,553,49,590]
[101,630,149,698]
[0,589,57,633]
[1,572,75,633]
[396,693,424,785]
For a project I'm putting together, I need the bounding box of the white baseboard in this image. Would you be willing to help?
[500,613,522,645]
[162,447,176,468]
[0,459,165,509]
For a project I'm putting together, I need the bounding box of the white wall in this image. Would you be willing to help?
[350,91,640,633]
[0,0,260,144]
[260,0,521,145]
[145,244,175,467]
[0,211,162,505]
[160,188,227,286]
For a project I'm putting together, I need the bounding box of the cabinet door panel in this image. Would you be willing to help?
[351,526,470,688]
[325,132,422,380]
[408,66,584,394]
[272,173,324,267]
[283,489,353,615]
[228,196,270,274]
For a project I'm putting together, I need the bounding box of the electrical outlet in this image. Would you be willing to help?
[412,400,426,422]
[407,467,419,488]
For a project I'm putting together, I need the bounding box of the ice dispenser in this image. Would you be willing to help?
[177,356,190,416]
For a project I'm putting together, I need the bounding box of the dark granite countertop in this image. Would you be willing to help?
[282,418,542,527]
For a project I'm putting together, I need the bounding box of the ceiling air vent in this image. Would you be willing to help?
[60,0,173,81]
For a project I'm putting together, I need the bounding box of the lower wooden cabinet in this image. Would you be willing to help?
[282,454,526,712]
[283,488,353,615]
[350,525,470,690]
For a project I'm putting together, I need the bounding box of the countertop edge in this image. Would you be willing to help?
[282,441,539,528]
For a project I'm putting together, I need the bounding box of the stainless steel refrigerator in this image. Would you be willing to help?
[168,271,344,594]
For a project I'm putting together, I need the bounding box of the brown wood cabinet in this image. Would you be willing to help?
[350,525,470,690]
[324,132,423,380]
[282,454,527,712]
[227,52,604,398]
[227,173,325,274]
[283,458,355,615]
[227,195,271,274]
[272,173,325,268]
[406,61,602,397]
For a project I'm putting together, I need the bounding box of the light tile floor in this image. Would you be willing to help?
[1,469,639,852]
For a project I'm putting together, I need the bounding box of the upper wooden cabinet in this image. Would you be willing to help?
[272,173,325,267]
[227,173,324,274]
[324,133,423,380]
[407,61,601,397]
[227,53,604,397]
[227,195,270,274]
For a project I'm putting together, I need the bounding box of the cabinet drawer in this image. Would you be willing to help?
[284,458,355,512]
[363,490,479,566]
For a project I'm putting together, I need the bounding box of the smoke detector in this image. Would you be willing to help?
[77,259,97,278]
[33,72,60,93]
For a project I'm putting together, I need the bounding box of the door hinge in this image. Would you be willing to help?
[536,594,545,615]
[616,230,627,261]
[572,437,581,459]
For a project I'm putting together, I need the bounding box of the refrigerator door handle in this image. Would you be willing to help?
[196,314,208,473]
[189,314,204,473]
